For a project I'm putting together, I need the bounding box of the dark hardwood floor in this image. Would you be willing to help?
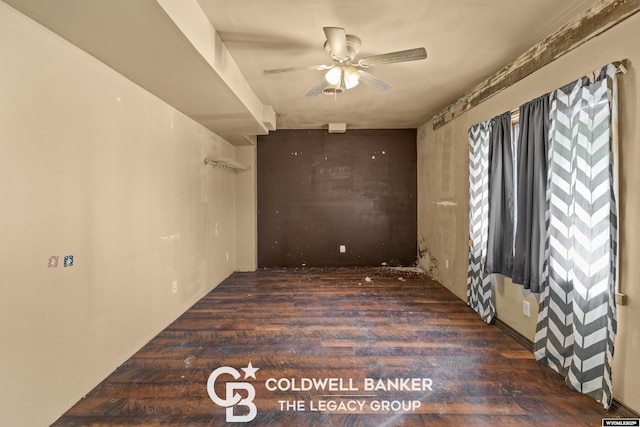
[53,268,612,426]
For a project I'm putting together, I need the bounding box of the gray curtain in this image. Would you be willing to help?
[512,96,549,292]
[486,112,514,276]
[467,121,494,323]
[534,64,618,409]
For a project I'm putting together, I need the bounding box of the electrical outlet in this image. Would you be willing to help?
[339,245,346,253]
[172,280,178,294]
[523,300,530,317]
[445,259,449,269]
[225,252,229,261]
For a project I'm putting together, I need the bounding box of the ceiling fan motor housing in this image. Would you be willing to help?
[324,34,361,61]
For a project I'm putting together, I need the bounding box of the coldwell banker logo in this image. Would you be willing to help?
[207,362,259,422]
[208,362,434,422]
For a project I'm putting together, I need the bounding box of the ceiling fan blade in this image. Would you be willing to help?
[357,70,391,92]
[323,27,348,60]
[306,80,331,97]
[263,64,331,74]
[358,47,427,67]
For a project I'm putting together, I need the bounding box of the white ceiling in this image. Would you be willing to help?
[4,0,600,145]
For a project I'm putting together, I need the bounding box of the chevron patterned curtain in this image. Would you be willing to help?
[534,64,618,409]
[467,121,495,323]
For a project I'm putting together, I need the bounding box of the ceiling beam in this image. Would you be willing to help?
[155,0,276,138]
[432,0,640,130]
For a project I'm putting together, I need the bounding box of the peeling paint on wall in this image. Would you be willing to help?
[417,246,439,279]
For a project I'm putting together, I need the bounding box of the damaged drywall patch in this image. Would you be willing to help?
[434,201,458,207]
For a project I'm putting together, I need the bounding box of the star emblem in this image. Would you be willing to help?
[241,362,259,379]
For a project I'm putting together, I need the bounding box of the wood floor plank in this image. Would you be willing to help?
[52,268,612,426]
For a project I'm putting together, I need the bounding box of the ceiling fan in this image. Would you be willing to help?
[263,27,427,96]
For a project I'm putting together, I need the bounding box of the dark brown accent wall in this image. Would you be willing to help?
[257,129,417,267]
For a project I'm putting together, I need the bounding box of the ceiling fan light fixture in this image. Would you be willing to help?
[325,66,342,86]
[343,66,360,89]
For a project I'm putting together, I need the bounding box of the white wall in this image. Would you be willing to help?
[0,3,252,425]
[235,144,258,271]
[418,12,640,412]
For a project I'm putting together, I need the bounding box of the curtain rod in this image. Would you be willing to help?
[613,59,627,74]
[507,59,627,118]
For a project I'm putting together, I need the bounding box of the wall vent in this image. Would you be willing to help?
[328,123,347,134]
